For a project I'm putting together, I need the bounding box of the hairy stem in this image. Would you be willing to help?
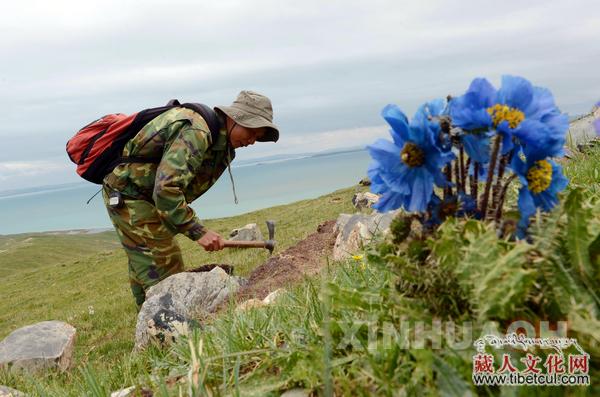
[454,159,461,193]
[491,155,508,209]
[459,145,466,194]
[480,134,501,219]
[495,174,517,223]
[470,161,478,199]
[444,165,453,198]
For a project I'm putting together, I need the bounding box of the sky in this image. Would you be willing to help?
[1,0,599,191]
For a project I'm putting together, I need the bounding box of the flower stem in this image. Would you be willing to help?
[470,161,478,199]
[444,165,452,198]
[494,174,517,223]
[491,155,508,209]
[459,145,466,193]
[480,134,501,219]
[454,158,461,193]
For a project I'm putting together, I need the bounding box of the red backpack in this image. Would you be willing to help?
[66,100,221,184]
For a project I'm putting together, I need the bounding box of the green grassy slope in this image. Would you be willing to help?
[2,147,599,396]
[0,186,360,346]
[0,231,120,277]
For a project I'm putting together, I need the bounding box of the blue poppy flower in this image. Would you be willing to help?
[498,77,568,160]
[462,132,492,163]
[450,78,496,131]
[367,103,454,213]
[426,192,481,227]
[457,192,479,217]
[426,192,480,226]
[450,76,568,159]
[415,98,453,152]
[511,155,569,235]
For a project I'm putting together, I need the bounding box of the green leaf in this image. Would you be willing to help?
[457,225,535,321]
[589,232,600,268]
[530,208,584,315]
[565,188,596,282]
[433,354,473,397]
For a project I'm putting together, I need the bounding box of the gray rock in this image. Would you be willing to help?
[0,321,76,373]
[281,388,309,397]
[229,223,263,241]
[0,386,26,397]
[333,211,398,260]
[135,267,240,350]
[358,177,371,186]
[568,106,600,147]
[110,386,135,397]
[351,192,380,211]
[334,214,353,235]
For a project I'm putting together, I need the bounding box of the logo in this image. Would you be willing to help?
[472,333,590,386]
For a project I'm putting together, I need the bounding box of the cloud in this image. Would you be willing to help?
[240,125,389,160]
[1,0,599,190]
[0,160,70,181]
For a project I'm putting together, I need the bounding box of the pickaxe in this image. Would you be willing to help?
[223,220,276,254]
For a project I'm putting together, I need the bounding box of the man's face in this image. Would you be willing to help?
[228,124,266,148]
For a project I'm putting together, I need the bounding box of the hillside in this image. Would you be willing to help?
[0,231,118,277]
[1,146,600,395]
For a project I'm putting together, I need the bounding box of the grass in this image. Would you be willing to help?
[0,231,119,277]
[2,147,600,396]
[0,185,363,395]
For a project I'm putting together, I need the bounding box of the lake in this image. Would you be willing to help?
[0,150,372,235]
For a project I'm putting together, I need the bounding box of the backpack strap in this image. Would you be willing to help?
[160,100,223,144]
[179,102,222,145]
[118,100,224,166]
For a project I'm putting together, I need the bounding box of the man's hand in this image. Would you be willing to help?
[197,229,225,251]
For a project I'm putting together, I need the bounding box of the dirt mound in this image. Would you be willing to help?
[187,264,234,275]
[236,220,337,301]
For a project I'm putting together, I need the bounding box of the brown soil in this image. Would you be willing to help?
[235,220,337,301]
[187,263,234,275]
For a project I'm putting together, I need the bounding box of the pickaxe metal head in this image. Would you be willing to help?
[265,220,276,255]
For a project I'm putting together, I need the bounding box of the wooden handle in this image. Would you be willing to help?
[223,240,266,249]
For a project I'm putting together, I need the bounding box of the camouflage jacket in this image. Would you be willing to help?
[103,107,235,240]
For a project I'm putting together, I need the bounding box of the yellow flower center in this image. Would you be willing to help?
[487,104,525,129]
[401,142,425,167]
[526,160,553,194]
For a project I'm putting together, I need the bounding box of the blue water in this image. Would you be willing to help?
[0,150,372,235]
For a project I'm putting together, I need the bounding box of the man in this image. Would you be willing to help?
[101,90,278,307]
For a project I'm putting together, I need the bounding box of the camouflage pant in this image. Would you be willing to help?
[102,186,184,307]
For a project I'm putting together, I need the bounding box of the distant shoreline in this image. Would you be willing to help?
[0,147,367,199]
[0,227,115,238]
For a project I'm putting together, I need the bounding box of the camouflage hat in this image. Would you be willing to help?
[215,90,279,142]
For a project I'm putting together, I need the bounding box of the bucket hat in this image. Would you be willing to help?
[215,90,279,142]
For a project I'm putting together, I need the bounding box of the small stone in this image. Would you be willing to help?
[0,385,26,397]
[358,177,371,186]
[237,299,264,312]
[229,224,263,241]
[263,288,285,305]
[110,386,135,397]
[333,211,398,260]
[281,388,309,397]
[0,321,76,373]
[352,192,380,211]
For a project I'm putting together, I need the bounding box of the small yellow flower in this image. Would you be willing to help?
[352,254,364,261]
